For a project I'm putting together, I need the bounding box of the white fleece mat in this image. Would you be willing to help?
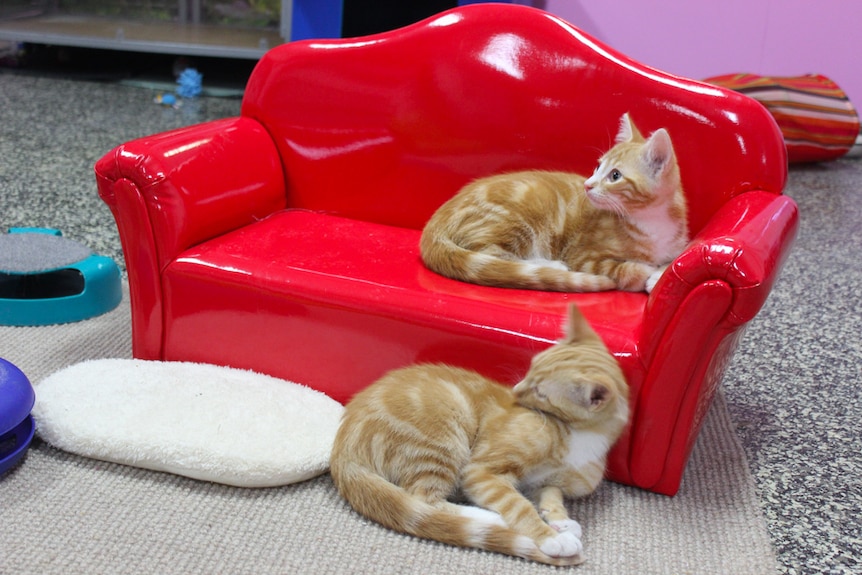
[32,359,344,487]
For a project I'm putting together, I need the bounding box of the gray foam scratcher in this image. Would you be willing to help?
[0,233,92,273]
[0,230,121,326]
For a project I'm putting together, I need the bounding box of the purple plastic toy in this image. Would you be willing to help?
[0,357,35,476]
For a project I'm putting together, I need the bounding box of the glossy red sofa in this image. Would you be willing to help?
[95,4,798,495]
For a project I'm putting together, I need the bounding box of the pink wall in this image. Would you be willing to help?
[539,0,862,114]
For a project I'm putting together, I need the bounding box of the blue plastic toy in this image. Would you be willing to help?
[0,358,35,476]
[154,93,180,108]
[0,228,122,326]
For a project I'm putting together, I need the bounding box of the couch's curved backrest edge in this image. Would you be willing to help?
[241,4,787,234]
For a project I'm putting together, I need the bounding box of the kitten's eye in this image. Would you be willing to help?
[608,169,622,182]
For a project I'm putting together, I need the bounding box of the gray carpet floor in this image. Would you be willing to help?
[1,69,861,575]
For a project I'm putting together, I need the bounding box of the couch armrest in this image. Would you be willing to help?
[641,190,799,363]
[96,116,287,269]
[95,116,286,358]
[628,191,798,492]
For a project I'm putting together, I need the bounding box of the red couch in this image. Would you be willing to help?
[95,4,798,495]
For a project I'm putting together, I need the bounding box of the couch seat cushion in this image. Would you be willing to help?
[164,209,647,402]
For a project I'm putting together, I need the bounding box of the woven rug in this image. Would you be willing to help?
[0,287,778,575]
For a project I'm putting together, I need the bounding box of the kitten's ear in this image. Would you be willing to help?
[560,381,610,411]
[642,128,674,177]
[587,384,610,410]
[563,304,596,344]
[615,113,643,143]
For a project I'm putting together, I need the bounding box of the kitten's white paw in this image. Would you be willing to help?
[539,530,583,558]
[548,518,582,539]
[645,268,665,293]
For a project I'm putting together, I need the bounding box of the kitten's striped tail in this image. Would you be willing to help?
[331,461,584,566]
[420,236,615,292]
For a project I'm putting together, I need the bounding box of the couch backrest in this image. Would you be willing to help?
[241,4,787,235]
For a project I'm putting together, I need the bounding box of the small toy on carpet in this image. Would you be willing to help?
[176,67,203,98]
[153,67,203,108]
[154,93,180,108]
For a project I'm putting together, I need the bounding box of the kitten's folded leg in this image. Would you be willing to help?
[463,472,583,560]
[537,486,583,539]
[613,261,658,292]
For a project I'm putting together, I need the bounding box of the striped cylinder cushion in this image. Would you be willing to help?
[705,73,860,163]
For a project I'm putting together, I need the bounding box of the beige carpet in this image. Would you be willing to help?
[0,287,778,574]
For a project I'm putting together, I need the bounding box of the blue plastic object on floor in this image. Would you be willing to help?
[0,228,122,326]
[0,357,35,476]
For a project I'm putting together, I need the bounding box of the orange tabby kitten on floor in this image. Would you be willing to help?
[330,305,629,566]
[420,113,688,293]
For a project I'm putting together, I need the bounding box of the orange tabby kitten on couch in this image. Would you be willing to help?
[420,113,688,293]
[330,305,629,566]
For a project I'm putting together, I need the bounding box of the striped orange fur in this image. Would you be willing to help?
[420,113,688,293]
[330,305,629,566]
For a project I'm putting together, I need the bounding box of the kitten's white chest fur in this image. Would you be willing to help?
[633,201,686,262]
[563,429,611,470]
[562,403,629,472]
